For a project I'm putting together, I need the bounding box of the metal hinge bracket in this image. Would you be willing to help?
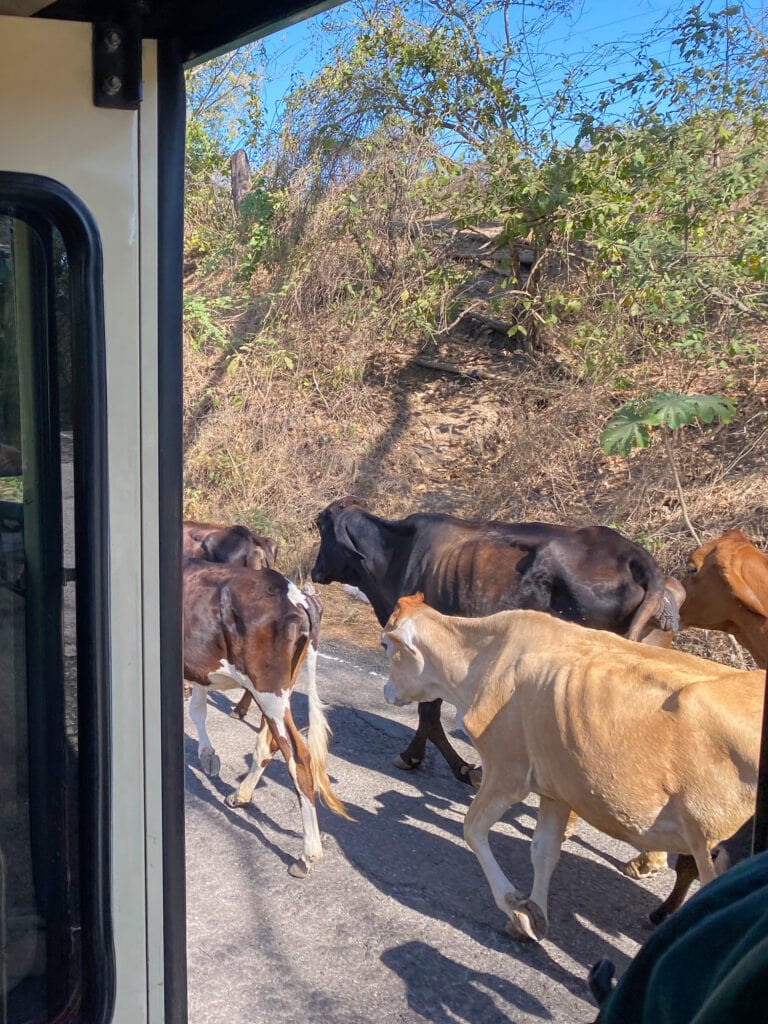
[93,14,142,110]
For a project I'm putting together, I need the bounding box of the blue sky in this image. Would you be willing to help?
[253,1,765,142]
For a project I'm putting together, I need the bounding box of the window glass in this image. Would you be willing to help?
[0,213,81,1024]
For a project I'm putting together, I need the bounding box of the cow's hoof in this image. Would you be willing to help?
[393,753,423,771]
[504,895,547,942]
[224,792,246,809]
[622,850,668,878]
[588,959,617,1007]
[230,708,247,720]
[455,763,482,787]
[648,904,670,928]
[288,857,310,879]
[199,750,220,777]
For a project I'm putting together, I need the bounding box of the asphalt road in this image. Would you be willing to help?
[185,633,680,1024]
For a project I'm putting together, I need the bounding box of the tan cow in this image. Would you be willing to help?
[381,594,762,941]
[682,529,768,668]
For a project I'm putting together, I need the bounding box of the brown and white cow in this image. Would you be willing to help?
[183,557,349,876]
[381,595,762,940]
[183,520,280,719]
[183,519,279,571]
[0,442,21,476]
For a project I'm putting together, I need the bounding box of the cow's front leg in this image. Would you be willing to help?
[188,685,220,777]
[393,699,432,771]
[225,715,277,808]
[464,769,529,931]
[231,689,252,719]
[509,796,571,942]
[649,853,698,926]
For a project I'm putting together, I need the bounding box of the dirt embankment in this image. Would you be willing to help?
[184,319,767,669]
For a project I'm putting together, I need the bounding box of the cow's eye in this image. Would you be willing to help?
[687,564,697,575]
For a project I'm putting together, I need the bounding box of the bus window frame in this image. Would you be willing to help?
[0,171,114,1024]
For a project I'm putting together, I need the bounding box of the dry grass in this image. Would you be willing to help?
[183,185,768,669]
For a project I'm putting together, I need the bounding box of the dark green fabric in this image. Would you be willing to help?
[597,851,768,1024]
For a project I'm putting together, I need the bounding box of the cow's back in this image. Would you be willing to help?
[183,560,309,685]
[403,516,571,615]
[412,532,531,616]
[406,517,654,626]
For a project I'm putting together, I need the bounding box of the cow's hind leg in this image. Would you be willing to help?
[395,699,480,786]
[513,796,571,942]
[267,707,323,879]
[463,769,532,935]
[226,715,278,808]
[188,685,220,777]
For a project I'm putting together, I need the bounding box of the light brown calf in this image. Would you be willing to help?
[682,529,768,667]
[382,595,762,941]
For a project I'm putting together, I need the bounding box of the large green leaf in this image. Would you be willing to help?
[600,404,658,457]
[645,391,697,429]
[601,391,738,458]
[687,393,738,425]
[646,391,737,428]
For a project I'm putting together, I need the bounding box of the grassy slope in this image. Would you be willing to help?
[183,274,767,668]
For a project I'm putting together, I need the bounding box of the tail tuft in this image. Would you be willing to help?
[305,644,354,820]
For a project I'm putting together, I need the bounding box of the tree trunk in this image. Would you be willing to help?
[230,149,252,212]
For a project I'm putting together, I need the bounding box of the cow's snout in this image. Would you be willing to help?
[311,564,329,584]
[384,680,410,706]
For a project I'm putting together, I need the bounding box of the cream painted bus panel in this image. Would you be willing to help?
[0,16,163,1024]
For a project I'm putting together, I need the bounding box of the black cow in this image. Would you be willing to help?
[649,818,754,926]
[311,496,681,785]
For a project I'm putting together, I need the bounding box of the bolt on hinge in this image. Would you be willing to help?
[93,18,142,110]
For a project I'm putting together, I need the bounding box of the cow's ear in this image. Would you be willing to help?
[336,518,366,559]
[263,537,279,569]
[723,560,768,619]
[200,534,220,562]
[386,619,419,656]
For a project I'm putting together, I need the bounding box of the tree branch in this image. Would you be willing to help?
[662,428,701,545]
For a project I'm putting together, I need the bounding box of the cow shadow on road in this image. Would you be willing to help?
[381,941,554,1023]
[183,729,303,872]
[321,703,667,998]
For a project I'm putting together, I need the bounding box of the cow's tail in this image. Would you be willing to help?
[626,552,681,641]
[305,641,352,819]
[303,590,353,820]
